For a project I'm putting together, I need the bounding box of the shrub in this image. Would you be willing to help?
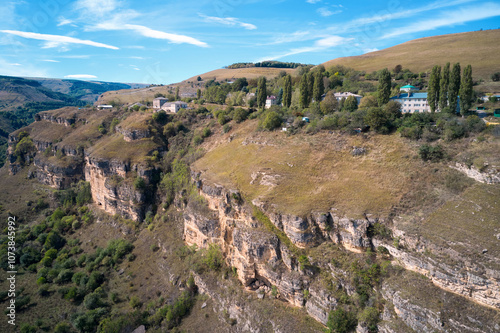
[358,307,380,332]
[37,285,50,297]
[261,111,282,131]
[84,292,104,310]
[327,308,357,333]
[193,135,203,146]
[203,244,223,271]
[223,124,231,133]
[201,127,212,138]
[418,144,444,162]
[233,108,248,123]
[54,322,71,333]
[129,296,142,309]
[443,120,466,141]
[133,177,146,190]
[466,115,486,133]
[56,269,74,284]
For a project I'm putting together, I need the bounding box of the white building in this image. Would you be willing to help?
[333,92,362,104]
[153,97,169,109]
[265,95,278,109]
[97,105,113,110]
[390,92,430,113]
[160,101,188,113]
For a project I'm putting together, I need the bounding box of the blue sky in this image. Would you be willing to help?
[0,0,499,84]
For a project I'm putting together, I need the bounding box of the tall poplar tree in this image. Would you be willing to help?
[283,74,292,107]
[313,71,324,102]
[448,63,461,114]
[257,77,267,108]
[307,72,314,105]
[300,74,309,108]
[427,65,441,113]
[459,64,473,117]
[438,62,450,111]
[377,68,391,106]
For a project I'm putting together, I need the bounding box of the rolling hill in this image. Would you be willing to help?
[322,29,500,80]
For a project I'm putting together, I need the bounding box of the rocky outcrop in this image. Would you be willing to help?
[115,125,151,142]
[381,274,500,333]
[451,162,500,184]
[84,156,149,221]
[29,156,84,189]
[373,236,500,310]
[35,111,76,126]
[183,177,381,324]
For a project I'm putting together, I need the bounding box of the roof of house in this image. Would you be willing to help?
[334,92,362,98]
[390,92,428,99]
[400,85,418,89]
[153,97,169,100]
[266,96,276,100]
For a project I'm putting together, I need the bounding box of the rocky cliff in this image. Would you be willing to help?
[183,174,500,330]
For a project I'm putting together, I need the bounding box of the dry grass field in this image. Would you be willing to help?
[323,29,500,80]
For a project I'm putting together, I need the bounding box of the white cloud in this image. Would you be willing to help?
[363,48,379,54]
[64,74,97,79]
[57,17,74,27]
[130,56,144,60]
[199,14,257,30]
[41,59,60,63]
[317,7,342,17]
[381,3,500,39]
[258,35,353,61]
[90,22,208,47]
[306,0,322,3]
[75,0,120,18]
[0,30,119,50]
[351,0,474,26]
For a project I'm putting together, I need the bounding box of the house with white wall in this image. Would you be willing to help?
[153,97,169,109]
[265,96,278,109]
[333,92,362,104]
[160,101,188,113]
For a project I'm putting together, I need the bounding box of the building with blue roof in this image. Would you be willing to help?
[390,92,430,113]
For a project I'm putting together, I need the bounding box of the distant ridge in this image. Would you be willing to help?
[322,29,500,79]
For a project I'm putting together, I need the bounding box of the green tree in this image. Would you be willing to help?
[276,87,283,106]
[459,64,473,117]
[196,89,201,100]
[343,95,358,112]
[175,86,180,100]
[377,68,391,106]
[283,74,292,107]
[320,91,338,115]
[313,71,324,102]
[327,308,357,333]
[427,65,441,113]
[256,77,267,108]
[307,72,314,105]
[300,74,310,108]
[261,111,282,130]
[439,62,450,111]
[448,63,461,114]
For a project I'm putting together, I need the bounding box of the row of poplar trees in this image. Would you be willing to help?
[427,63,473,116]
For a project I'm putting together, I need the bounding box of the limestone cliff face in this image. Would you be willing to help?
[183,177,378,324]
[84,156,150,221]
[184,175,500,329]
[29,155,84,189]
[373,235,500,310]
[34,112,75,126]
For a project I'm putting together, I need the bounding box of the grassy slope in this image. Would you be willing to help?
[322,30,500,80]
[184,67,296,82]
[194,121,422,218]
